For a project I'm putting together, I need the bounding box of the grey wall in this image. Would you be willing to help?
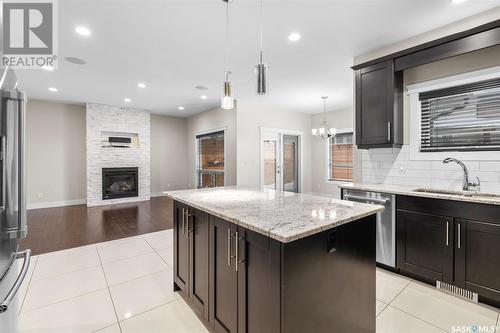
[26,100,190,207]
[26,100,87,208]
[150,114,188,194]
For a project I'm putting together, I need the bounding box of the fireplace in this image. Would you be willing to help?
[102,167,138,200]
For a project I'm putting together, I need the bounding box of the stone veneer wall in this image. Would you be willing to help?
[86,103,150,206]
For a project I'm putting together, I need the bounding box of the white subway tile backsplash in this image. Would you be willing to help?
[361,145,500,193]
[480,162,500,172]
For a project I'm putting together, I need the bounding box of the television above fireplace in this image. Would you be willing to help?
[102,167,138,200]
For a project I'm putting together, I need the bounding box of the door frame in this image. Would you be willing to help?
[194,127,227,189]
[259,126,304,193]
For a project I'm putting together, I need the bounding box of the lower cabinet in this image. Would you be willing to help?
[210,218,280,333]
[396,196,500,307]
[455,219,500,304]
[174,200,376,333]
[396,210,454,284]
[173,202,210,320]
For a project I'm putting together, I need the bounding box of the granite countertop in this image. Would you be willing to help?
[164,187,383,243]
[338,182,500,206]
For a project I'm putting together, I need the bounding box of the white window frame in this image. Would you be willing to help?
[325,128,354,184]
[407,65,500,161]
[194,127,227,188]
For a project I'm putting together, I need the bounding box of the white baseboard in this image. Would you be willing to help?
[27,199,87,210]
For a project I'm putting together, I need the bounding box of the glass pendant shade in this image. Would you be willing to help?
[221,72,234,110]
[255,61,268,95]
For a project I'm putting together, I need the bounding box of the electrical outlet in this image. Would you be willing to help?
[167,183,171,188]
[38,192,44,199]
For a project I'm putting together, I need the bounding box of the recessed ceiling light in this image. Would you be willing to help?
[48,87,58,92]
[452,0,467,3]
[124,98,131,103]
[195,85,208,90]
[42,65,54,71]
[137,82,146,89]
[75,26,91,36]
[178,106,185,110]
[201,95,208,100]
[288,33,301,42]
[65,57,86,65]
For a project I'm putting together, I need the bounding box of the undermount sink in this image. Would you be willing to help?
[413,188,500,199]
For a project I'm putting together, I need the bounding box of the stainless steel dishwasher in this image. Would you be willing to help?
[342,189,395,267]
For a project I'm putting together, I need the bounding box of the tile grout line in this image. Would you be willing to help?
[386,305,448,333]
[118,297,180,325]
[18,256,39,315]
[96,247,124,333]
[142,237,173,270]
[20,287,110,314]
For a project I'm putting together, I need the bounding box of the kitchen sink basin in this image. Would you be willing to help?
[413,188,500,199]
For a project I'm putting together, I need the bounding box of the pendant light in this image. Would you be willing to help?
[221,0,235,110]
[312,96,336,139]
[255,0,268,95]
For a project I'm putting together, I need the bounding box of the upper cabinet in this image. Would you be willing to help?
[352,19,500,149]
[354,59,403,149]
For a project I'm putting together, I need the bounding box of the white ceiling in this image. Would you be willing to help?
[16,0,500,117]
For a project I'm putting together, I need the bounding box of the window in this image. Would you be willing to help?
[196,131,225,188]
[419,78,500,152]
[327,132,353,182]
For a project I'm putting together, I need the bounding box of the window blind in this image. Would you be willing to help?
[328,133,353,181]
[419,77,500,152]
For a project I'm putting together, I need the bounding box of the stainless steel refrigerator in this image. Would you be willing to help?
[0,67,31,332]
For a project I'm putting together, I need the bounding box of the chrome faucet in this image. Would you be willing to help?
[443,158,480,191]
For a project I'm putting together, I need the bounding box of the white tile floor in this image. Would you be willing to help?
[13,230,500,333]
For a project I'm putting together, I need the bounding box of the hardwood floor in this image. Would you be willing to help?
[20,197,173,255]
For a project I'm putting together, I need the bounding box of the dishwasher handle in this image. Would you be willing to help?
[343,194,389,205]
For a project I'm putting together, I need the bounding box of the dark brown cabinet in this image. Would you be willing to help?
[173,202,210,320]
[210,220,280,333]
[396,210,454,284]
[455,219,500,305]
[174,200,376,333]
[173,201,189,295]
[396,195,500,307]
[354,60,403,149]
[210,217,238,333]
[188,207,210,320]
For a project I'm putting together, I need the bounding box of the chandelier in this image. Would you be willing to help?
[312,96,336,139]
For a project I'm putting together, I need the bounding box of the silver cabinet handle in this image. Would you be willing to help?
[184,210,192,234]
[235,231,245,272]
[0,249,31,313]
[227,228,232,267]
[387,122,392,142]
[343,195,389,205]
[457,223,461,249]
[181,208,185,235]
[446,221,449,246]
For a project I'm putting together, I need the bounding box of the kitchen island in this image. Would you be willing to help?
[164,187,383,333]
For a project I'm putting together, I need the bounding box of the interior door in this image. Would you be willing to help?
[282,135,299,193]
[262,132,281,191]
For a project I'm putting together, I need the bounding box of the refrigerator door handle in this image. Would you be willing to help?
[0,249,31,313]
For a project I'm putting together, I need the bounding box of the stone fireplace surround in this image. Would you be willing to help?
[86,103,150,207]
